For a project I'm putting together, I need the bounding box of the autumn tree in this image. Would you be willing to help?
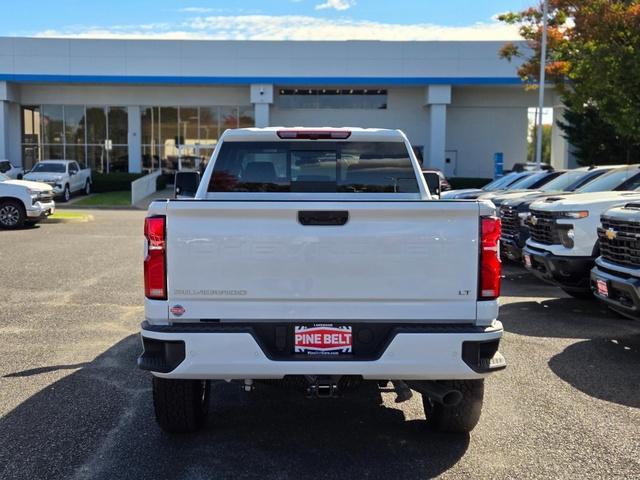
[499,1,640,164]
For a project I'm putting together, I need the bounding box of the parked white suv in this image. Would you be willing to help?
[0,160,24,179]
[139,127,506,434]
[523,165,640,297]
[0,173,55,228]
[23,160,91,202]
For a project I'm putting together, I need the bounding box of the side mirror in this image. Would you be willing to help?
[175,171,201,198]
[423,172,441,198]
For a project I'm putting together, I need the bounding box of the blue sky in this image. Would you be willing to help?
[4,0,532,40]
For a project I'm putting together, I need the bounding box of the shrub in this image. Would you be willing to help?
[448,177,493,190]
[91,172,144,193]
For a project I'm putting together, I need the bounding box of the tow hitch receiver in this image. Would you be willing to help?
[306,376,340,398]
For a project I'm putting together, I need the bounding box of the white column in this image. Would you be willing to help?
[127,106,142,173]
[424,85,452,172]
[0,101,8,160]
[250,84,274,128]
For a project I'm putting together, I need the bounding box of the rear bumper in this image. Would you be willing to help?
[523,245,594,292]
[139,321,505,380]
[591,264,640,319]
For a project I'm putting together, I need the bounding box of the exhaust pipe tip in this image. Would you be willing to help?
[441,390,463,407]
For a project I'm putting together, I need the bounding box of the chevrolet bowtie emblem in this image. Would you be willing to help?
[530,216,538,226]
[605,228,617,241]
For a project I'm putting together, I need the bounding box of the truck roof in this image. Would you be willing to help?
[37,160,74,164]
[221,127,406,143]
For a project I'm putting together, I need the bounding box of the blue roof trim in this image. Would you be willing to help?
[0,73,523,86]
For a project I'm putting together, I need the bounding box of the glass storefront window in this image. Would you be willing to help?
[141,107,159,145]
[142,145,161,172]
[199,107,219,145]
[21,145,40,170]
[65,144,86,164]
[87,145,107,173]
[64,105,85,145]
[42,144,64,160]
[22,106,41,145]
[22,104,129,173]
[179,107,199,144]
[108,107,128,145]
[42,105,64,144]
[109,146,129,173]
[86,107,107,145]
[160,107,178,144]
[239,105,255,128]
[220,106,238,134]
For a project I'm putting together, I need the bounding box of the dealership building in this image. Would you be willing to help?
[0,37,572,178]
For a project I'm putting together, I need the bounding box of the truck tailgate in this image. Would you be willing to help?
[165,201,480,322]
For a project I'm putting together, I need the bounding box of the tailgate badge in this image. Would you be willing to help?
[170,305,185,317]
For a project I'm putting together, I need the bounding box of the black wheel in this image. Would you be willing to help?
[422,379,484,433]
[61,184,71,203]
[83,180,91,195]
[0,199,26,229]
[152,377,210,433]
[561,288,594,300]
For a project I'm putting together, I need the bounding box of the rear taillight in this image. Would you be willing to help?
[144,216,166,300]
[479,216,502,300]
[277,130,351,140]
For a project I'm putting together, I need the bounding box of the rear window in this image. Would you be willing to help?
[208,141,419,193]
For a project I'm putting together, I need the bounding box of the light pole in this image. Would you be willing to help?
[535,0,549,170]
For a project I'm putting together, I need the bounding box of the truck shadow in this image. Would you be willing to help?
[547,335,640,409]
[499,278,640,409]
[0,335,470,480]
[499,298,623,340]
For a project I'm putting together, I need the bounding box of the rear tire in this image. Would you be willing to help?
[152,377,210,433]
[561,288,594,300]
[83,180,91,195]
[0,199,26,229]
[422,379,484,433]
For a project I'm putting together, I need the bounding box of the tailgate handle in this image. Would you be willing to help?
[298,210,349,226]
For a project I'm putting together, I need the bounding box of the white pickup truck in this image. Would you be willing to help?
[523,166,640,297]
[139,127,506,434]
[23,160,92,202]
[0,172,55,228]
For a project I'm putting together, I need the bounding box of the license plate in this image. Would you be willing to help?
[596,279,609,297]
[294,324,352,355]
[524,253,532,268]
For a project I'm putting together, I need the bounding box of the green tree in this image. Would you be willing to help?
[557,99,640,166]
[527,123,551,164]
[498,1,640,164]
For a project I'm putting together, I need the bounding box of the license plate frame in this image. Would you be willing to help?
[294,324,353,356]
[596,279,609,298]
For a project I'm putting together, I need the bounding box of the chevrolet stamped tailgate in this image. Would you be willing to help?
[165,200,481,322]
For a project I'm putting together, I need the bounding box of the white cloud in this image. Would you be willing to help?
[179,7,216,14]
[315,0,355,11]
[34,15,521,41]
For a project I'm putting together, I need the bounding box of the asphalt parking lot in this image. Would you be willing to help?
[1,209,639,480]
